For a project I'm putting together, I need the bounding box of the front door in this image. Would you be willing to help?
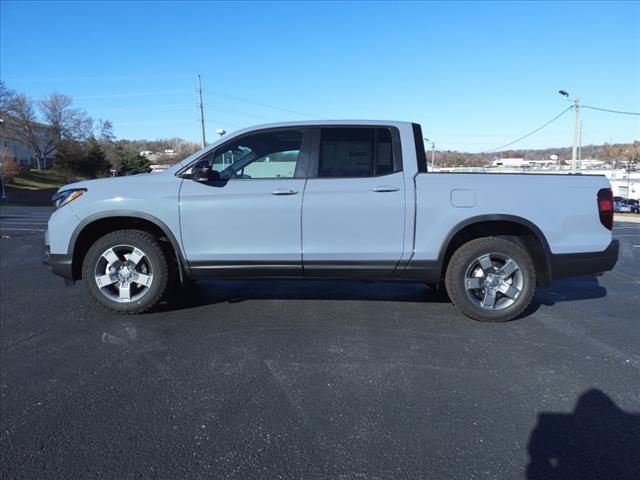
[179,127,310,277]
[302,126,406,278]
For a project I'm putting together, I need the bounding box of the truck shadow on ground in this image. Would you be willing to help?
[527,389,640,480]
[523,276,608,316]
[156,280,446,312]
[154,276,607,317]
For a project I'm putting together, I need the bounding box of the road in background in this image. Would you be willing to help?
[0,205,51,233]
[1,207,639,479]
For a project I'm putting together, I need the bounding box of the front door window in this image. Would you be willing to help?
[203,129,303,179]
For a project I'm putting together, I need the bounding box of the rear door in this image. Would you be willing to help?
[301,126,406,278]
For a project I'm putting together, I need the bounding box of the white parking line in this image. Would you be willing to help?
[0,227,46,232]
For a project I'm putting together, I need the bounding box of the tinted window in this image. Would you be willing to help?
[319,127,396,178]
[201,129,303,179]
[376,128,394,175]
[412,123,428,173]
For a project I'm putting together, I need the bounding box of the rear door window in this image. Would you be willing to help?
[318,127,397,178]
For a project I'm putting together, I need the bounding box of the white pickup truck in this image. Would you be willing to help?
[44,121,618,321]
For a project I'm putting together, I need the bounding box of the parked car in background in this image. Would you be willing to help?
[44,121,619,322]
[614,201,632,213]
[623,199,640,213]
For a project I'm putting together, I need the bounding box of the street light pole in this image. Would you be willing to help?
[431,141,436,170]
[558,91,580,173]
[627,161,631,200]
[424,138,436,170]
[0,118,7,203]
[571,97,580,173]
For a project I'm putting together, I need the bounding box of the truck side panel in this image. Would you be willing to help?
[411,173,612,261]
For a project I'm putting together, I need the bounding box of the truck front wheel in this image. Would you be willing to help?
[445,236,536,322]
[82,229,169,314]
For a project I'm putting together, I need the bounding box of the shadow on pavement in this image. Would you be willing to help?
[525,276,607,316]
[153,279,450,313]
[527,389,640,480]
[154,276,607,317]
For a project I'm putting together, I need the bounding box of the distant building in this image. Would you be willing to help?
[0,118,56,168]
[139,150,153,157]
[492,158,529,168]
[577,159,607,169]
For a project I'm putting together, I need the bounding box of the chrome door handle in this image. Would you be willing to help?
[371,186,400,192]
[271,188,298,195]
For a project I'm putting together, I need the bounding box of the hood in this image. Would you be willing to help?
[57,173,156,192]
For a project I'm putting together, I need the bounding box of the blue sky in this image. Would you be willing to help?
[1,0,639,152]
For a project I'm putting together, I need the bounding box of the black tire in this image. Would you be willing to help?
[445,236,536,322]
[82,229,169,314]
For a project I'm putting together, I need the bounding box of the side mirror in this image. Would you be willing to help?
[192,160,220,182]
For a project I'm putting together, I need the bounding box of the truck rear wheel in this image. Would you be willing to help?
[445,236,536,322]
[82,230,169,314]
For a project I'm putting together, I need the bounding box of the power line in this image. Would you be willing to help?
[582,105,640,116]
[205,89,319,119]
[203,103,274,122]
[480,106,574,153]
[71,90,192,100]
[89,103,194,113]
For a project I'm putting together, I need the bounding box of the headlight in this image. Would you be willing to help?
[51,188,87,209]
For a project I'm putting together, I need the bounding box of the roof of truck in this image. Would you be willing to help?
[233,119,413,130]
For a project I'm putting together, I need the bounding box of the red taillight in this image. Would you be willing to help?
[597,188,613,230]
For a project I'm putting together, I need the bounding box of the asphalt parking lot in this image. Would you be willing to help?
[1,206,639,479]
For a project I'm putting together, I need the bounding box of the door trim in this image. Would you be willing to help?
[188,260,403,280]
[189,260,302,279]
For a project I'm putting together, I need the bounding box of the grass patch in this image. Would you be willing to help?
[8,169,67,190]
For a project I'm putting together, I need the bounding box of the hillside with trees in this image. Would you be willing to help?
[433,142,640,168]
[0,82,200,184]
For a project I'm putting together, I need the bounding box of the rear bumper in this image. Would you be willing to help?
[550,239,619,280]
[43,245,74,282]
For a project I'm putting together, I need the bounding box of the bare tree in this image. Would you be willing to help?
[1,89,92,170]
[96,119,115,143]
[0,80,13,112]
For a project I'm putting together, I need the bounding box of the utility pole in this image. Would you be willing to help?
[431,141,436,170]
[571,96,580,173]
[197,75,206,148]
[424,138,436,170]
[578,120,583,162]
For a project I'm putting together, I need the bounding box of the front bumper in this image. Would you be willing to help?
[43,244,74,283]
[550,239,619,280]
